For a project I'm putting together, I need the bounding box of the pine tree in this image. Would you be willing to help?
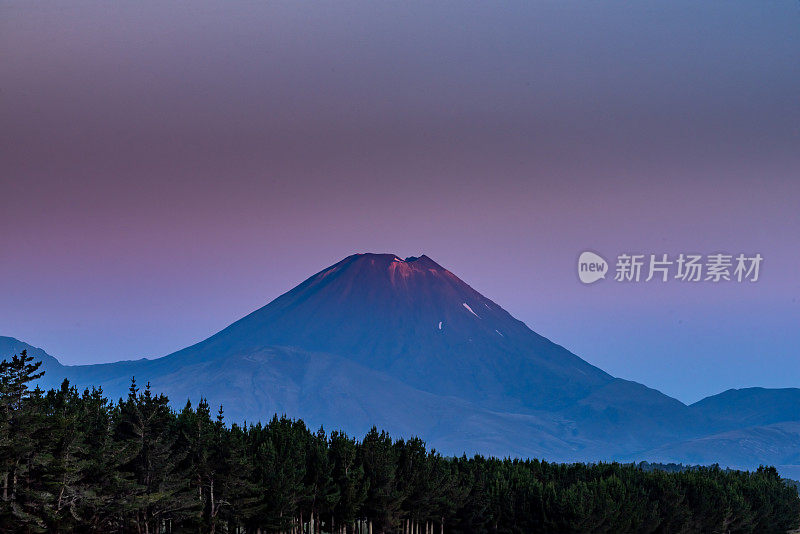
[115,379,194,533]
[303,427,339,534]
[330,430,365,532]
[360,427,401,534]
[0,350,47,532]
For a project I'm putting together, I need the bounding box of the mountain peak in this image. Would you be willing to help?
[169,252,610,412]
[404,254,443,269]
[345,252,442,268]
[316,253,452,287]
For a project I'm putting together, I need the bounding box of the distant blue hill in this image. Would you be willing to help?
[691,387,800,431]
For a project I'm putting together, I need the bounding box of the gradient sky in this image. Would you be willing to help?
[2,0,799,403]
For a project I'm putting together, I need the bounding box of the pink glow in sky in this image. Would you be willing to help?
[1,0,799,402]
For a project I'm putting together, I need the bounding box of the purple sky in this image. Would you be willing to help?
[2,0,799,403]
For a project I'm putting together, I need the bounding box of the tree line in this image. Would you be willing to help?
[1,351,798,533]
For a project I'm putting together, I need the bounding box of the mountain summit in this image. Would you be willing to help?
[167,252,610,412]
[12,252,794,467]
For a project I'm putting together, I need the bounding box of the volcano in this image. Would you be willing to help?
[11,253,796,467]
[162,253,612,412]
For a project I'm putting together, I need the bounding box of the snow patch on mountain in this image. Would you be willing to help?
[462,303,480,318]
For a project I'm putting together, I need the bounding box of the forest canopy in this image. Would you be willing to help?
[1,351,798,534]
